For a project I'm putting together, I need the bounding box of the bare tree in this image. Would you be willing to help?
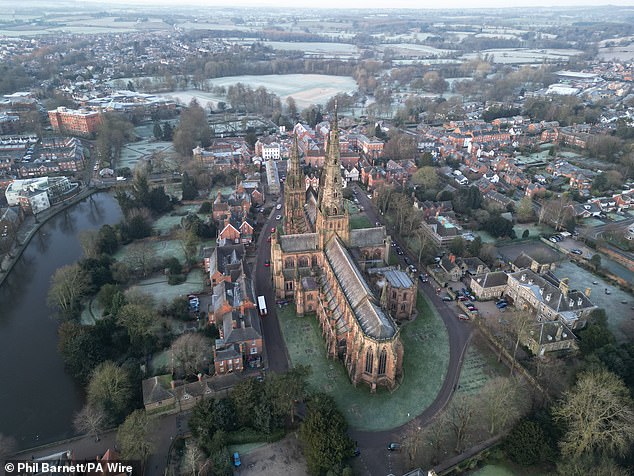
[446,394,479,454]
[73,404,107,441]
[126,241,157,278]
[47,264,90,317]
[553,368,634,458]
[507,310,533,376]
[170,333,213,378]
[79,230,99,259]
[181,441,204,476]
[538,195,572,230]
[479,377,526,435]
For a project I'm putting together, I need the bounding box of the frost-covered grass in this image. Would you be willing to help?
[277,292,449,430]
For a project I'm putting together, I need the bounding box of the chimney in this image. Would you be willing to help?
[584,287,591,297]
[559,278,569,298]
[197,373,203,382]
[170,379,175,389]
[450,254,456,264]
[556,324,563,340]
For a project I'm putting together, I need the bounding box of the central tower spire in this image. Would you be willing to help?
[284,133,307,234]
[316,105,349,248]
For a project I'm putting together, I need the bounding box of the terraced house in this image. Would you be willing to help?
[271,112,403,391]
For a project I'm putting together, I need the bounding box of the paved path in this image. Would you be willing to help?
[349,184,473,476]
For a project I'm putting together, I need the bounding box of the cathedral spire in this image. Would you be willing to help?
[286,133,302,191]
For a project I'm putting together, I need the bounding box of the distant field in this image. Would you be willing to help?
[157,74,357,109]
[462,48,583,64]
[380,43,456,57]
[260,41,358,55]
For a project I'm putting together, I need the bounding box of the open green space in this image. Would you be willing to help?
[126,268,206,305]
[153,204,207,234]
[349,214,372,230]
[471,464,517,476]
[277,292,449,431]
[456,340,508,396]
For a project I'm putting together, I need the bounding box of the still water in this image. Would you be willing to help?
[0,193,122,449]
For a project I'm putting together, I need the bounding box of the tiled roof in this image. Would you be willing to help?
[325,237,396,339]
[142,376,173,405]
[384,269,414,289]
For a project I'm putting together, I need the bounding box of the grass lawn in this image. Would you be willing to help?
[277,292,449,431]
[456,337,508,397]
[349,214,372,230]
[127,268,206,305]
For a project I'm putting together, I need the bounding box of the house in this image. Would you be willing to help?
[142,376,176,411]
[214,308,263,374]
[526,321,578,356]
[457,257,490,277]
[469,271,509,300]
[421,215,464,247]
[511,252,556,274]
[207,244,246,286]
[505,271,596,329]
[439,255,462,282]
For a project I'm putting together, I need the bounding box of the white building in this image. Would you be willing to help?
[5,176,74,214]
[261,142,281,161]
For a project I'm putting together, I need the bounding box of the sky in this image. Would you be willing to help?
[80,0,634,9]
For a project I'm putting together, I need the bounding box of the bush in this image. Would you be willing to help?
[168,274,186,285]
[503,419,549,466]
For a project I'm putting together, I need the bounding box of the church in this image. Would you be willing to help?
[270,112,403,391]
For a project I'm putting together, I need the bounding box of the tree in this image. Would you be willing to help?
[411,166,439,191]
[182,441,204,476]
[79,230,100,259]
[153,121,163,140]
[170,333,213,378]
[87,361,134,425]
[449,237,466,257]
[555,455,630,476]
[503,418,549,466]
[74,404,107,441]
[47,263,90,319]
[299,393,354,475]
[117,303,159,352]
[508,310,533,375]
[577,309,615,355]
[116,410,154,463]
[58,321,109,383]
[446,394,478,454]
[286,96,298,119]
[268,365,310,424]
[479,377,524,435]
[176,227,200,266]
[590,254,601,271]
[516,196,535,223]
[553,368,634,458]
[539,195,572,230]
[181,171,198,200]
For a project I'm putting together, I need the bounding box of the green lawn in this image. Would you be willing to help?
[277,292,449,431]
[455,340,507,396]
[349,214,372,230]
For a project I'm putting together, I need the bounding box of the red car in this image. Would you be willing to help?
[271,227,276,233]
[264,260,271,267]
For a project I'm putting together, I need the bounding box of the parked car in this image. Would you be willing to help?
[496,299,507,306]
[276,203,282,210]
[408,265,418,274]
[496,302,508,309]
[442,296,453,302]
[367,194,372,199]
[458,314,470,321]
[468,295,476,301]
[387,443,401,451]
[271,227,276,233]
[276,214,282,220]
[353,447,361,457]
[570,249,583,255]
[419,274,428,283]
[458,296,468,302]
[233,452,241,467]
[264,260,271,267]
[404,257,411,265]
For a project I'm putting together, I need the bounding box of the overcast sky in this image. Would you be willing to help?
[82,0,634,9]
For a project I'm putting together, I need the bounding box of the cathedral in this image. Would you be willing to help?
[270,113,403,391]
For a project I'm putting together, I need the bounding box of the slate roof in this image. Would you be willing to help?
[280,232,318,253]
[350,227,386,248]
[142,376,174,406]
[384,269,414,289]
[324,237,396,339]
[211,244,245,280]
[220,308,262,346]
[472,271,509,288]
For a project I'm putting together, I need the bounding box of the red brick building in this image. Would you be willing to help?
[48,107,102,136]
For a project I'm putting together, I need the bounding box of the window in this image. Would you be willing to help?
[378,348,387,375]
[250,347,258,355]
[365,348,374,374]
[392,291,396,299]
[400,304,406,312]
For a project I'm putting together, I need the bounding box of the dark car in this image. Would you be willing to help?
[387,443,401,451]
[264,260,271,267]
[404,257,411,265]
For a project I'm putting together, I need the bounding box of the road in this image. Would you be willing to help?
[252,196,290,374]
[349,184,473,476]
[579,216,634,240]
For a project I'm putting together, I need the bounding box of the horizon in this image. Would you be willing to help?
[70,0,634,10]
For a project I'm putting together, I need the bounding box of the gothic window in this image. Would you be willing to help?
[400,304,406,312]
[299,256,309,268]
[403,293,407,301]
[285,281,293,291]
[333,207,338,215]
[373,249,382,260]
[392,291,396,299]
[311,255,318,267]
[365,348,374,374]
[378,348,387,375]
[285,258,295,269]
